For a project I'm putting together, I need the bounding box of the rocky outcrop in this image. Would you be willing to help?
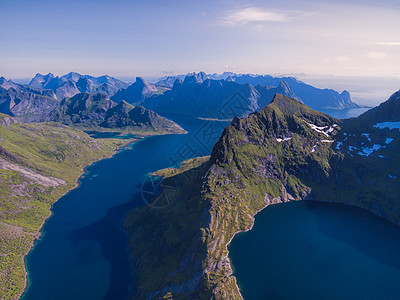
[0,113,15,126]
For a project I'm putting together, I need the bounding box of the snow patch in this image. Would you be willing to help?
[306,122,338,137]
[362,133,371,141]
[276,137,292,142]
[335,141,343,150]
[321,140,334,143]
[389,174,397,179]
[311,145,317,153]
[385,138,394,144]
[358,144,382,156]
[348,146,357,152]
[374,122,400,131]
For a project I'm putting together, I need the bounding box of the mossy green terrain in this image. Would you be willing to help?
[0,113,130,299]
[124,94,400,299]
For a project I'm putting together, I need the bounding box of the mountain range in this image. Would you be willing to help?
[154,72,358,111]
[0,75,184,134]
[29,72,129,99]
[124,91,400,299]
[142,72,303,118]
[0,72,360,124]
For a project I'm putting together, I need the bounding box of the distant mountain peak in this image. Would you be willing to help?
[135,77,146,84]
[110,77,158,105]
[183,72,209,84]
[276,81,303,103]
[61,72,83,81]
[173,78,183,85]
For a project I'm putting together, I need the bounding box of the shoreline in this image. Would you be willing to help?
[222,201,272,299]
[19,137,141,299]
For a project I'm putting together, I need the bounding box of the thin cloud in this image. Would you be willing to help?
[376,42,400,46]
[366,51,387,59]
[219,7,314,26]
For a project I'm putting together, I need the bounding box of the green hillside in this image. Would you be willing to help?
[0,114,129,299]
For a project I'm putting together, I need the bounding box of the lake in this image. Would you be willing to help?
[229,201,400,299]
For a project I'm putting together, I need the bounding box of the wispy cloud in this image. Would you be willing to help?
[219,7,314,26]
[376,42,400,46]
[366,51,387,59]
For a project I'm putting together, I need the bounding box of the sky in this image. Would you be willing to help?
[1,0,399,104]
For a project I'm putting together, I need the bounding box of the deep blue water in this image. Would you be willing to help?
[229,201,400,299]
[84,131,138,139]
[22,115,228,300]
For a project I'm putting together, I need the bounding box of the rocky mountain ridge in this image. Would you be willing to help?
[29,72,129,99]
[154,72,359,111]
[49,93,185,134]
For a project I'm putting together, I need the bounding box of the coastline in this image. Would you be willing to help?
[19,137,141,299]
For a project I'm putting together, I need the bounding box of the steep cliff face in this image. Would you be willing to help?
[125,92,400,299]
[0,86,60,123]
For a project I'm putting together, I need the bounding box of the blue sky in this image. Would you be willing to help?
[1,0,400,88]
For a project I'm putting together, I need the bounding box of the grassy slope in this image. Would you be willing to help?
[124,95,400,299]
[0,115,130,299]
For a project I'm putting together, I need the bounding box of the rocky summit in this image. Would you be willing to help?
[110,77,164,106]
